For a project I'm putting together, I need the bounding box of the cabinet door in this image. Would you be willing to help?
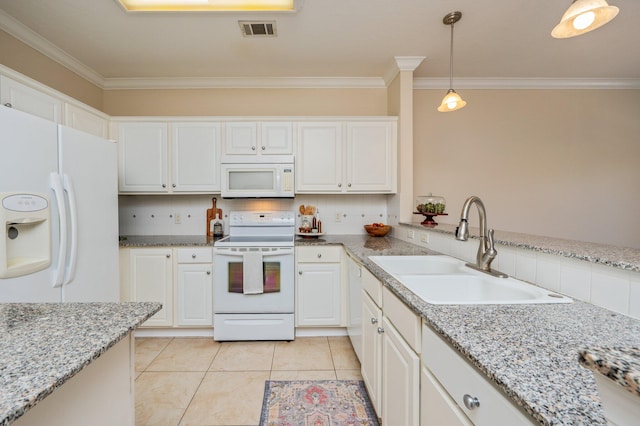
[382,316,420,426]
[361,291,383,416]
[224,122,258,155]
[172,122,221,192]
[261,122,293,154]
[421,366,473,426]
[295,122,343,192]
[346,121,397,192]
[0,75,62,123]
[117,122,168,192]
[296,262,342,326]
[177,264,213,326]
[130,249,173,327]
[64,103,108,138]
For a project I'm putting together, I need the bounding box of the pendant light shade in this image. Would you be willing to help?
[552,0,619,38]
[438,11,466,113]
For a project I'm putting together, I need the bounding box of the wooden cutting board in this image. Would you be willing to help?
[206,197,223,237]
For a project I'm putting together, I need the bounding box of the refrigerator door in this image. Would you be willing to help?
[0,106,62,302]
[58,125,119,302]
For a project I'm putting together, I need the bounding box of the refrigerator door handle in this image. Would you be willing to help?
[50,172,67,288]
[63,174,78,285]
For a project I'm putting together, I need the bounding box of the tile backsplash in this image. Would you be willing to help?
[118,194,391,236]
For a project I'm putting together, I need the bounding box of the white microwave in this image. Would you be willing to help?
[221,161,294,198]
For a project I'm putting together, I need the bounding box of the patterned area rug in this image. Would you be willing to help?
[259,380,379,426]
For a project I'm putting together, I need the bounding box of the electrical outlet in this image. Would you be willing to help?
[175,213,181,224]
[407,230,415,239]
[420,233,429,243]
[335,212,342,222]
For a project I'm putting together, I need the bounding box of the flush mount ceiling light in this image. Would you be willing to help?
[437,11,466,113]
[117,0,296,12]
[551,0,619,38]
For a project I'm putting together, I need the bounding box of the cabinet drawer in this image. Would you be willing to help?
[176,247,213,263]
[422,326,535,426]
[296,246,341,263]
[362,267,382,307]
[382,287,421,354]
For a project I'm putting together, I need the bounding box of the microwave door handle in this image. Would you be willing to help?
[276,168,281,191]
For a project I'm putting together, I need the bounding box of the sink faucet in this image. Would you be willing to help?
[455,196,507,278]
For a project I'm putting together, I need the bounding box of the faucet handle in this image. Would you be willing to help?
[487,229,497,256]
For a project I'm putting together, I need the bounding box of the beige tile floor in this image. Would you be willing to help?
[134,336,362,426]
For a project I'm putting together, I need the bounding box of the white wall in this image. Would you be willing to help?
[118,194,391,236]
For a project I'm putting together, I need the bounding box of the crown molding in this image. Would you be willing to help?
[384,56,426,87]
[0,10,105,88]
[102,76,387,90]
[414,77,640,90]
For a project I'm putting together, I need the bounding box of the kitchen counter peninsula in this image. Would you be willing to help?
[0,302,161,426]
[300,234,640,425]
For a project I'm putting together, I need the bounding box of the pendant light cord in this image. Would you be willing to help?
[449,21,454,90]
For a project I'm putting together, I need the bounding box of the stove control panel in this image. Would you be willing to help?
[229,211,295,227]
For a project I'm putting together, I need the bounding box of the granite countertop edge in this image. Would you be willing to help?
[578,347,640,398]
[0,302,162,426]
[399,222,640,273]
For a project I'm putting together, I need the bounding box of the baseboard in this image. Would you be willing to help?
[134,326,348,338]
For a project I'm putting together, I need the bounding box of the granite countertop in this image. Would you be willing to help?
[0,302,161,426]
[579,347,640,399]
[119,235,217,247]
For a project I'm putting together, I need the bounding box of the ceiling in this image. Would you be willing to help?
[0,0,639,88]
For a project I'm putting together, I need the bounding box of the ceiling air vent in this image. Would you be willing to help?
[239,21,277,37]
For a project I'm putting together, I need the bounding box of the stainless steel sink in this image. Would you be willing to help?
[369,255,572,305]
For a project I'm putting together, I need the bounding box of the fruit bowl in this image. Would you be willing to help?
[364,224,391,237]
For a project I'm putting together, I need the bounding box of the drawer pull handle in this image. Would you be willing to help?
[192,254,197,258]
[166,254,171,258]
[298,270,303,275]
[370,317,378,325]
[207,271,211,275]
[377,327,384,334]
[4,102,12,108]
[317,253,322,258]
[463,394,480,410]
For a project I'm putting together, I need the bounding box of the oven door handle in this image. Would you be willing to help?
[214,249,293,257]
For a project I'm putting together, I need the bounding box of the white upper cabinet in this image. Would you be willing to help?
[296,119,397,194]
[172,122,222,192]
[224,121,293,156]
[118,122,168,193]
[64,103,109,138]
[296,122,344,192]
[0,75,62,123]
[346,121,397,192]
[116,121,221,194]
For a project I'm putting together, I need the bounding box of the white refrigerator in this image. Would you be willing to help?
[0,105,119,302]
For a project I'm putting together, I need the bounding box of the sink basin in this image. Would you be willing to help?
[369,255,572,305]
[369,255,467,275]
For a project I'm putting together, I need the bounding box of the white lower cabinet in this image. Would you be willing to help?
[421,325,536,426]
[361,291,383,414]
[120,247,213,328]
[382,316,420,426]
[129,248,174,327]
[176,248,213,326]
[421,365,473,426]
[360,269,419,425]
[295,246,343,327]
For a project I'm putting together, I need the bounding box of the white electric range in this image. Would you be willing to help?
[213,211,295,341]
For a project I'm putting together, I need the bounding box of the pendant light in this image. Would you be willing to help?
[552,0,619,38]
[438,11,466,113]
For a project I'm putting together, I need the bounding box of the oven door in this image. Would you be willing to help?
[213,246,294,313]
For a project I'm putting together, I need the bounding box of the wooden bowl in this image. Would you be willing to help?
[364,224,391,237]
